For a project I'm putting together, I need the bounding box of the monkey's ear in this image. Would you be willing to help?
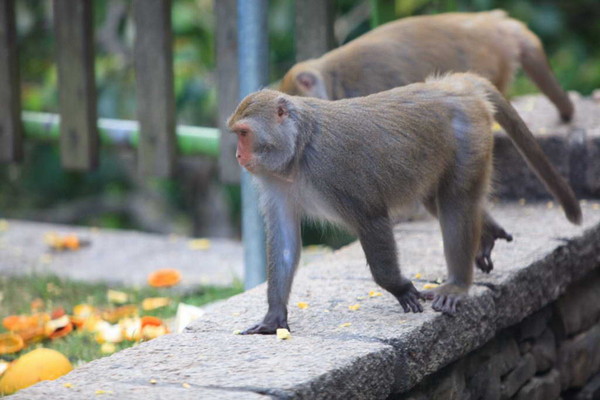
[276,97,290,123]
[296,72,318,91]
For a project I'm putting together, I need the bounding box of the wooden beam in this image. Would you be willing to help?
[133,0,176,177]
[216,0,240,184]
[53,0,99,170]
[0,0,23,163]
[295,0,335,62]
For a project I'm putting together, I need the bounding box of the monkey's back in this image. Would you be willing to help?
[319,11,524,98]
[299,74,494,215]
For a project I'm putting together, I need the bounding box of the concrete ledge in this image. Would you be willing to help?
[12,202,600,399]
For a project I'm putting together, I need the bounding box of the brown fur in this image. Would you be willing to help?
[228,73,581,333]
[280,10,573,121]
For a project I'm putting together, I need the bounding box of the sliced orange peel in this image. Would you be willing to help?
[0,333,24,354]
[147,269,182,288]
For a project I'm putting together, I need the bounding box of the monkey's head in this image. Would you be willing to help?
[227,90,302,178]
[280,61,329,100]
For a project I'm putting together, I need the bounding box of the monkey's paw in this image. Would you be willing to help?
[395,283,424,313]
[476,227,513,273]
[241,317,289,335]
[422,284,468,316]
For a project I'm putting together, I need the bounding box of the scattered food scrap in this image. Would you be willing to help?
[141,297,171,311]
[188,238,211,250]
[147,269,181,288]
[348,304,360,311]
[107,290,129,304]
[296,302,309,309]
[276,328,291,340]
[423,283,440,290]
[44,233,89,251]
[0,348,73,395]
[368,291,382,297]
[339,322,352,328]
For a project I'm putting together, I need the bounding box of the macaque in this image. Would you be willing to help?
[280,10,574,122]
[228,73,581,333]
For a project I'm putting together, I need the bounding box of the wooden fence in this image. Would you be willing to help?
[0,0,335,183]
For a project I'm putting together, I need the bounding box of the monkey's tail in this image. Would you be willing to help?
[482,83,582,225]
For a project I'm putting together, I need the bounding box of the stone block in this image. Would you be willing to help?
[531,329,557,373]
[519,306,552,341]
[494,336,521,377]
[553,270,600,338]
[500,353,536,399]
[513,369,561,400]
[557,322,600,390]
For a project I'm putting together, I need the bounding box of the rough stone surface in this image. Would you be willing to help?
[12,332,395,399]
[494,93,600,199]
[7,202,600,399]
[557,322,600,390]
[513,369,561,400]
[519,306,552,341]
[531,329,557,373]
[501,353,537,399]
[575,371,600,400]
[552,270,600,338]
[0,219,243,288]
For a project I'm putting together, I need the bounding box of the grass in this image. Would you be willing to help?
[0,274,243,364]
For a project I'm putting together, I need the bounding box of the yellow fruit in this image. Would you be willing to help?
[276,328,291,340]
[0,348,73,395]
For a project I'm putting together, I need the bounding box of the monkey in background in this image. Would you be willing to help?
[281,10,574,273]
[280,10,574,122]
[228,73,581,334]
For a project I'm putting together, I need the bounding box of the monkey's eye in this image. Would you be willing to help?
[239,129,248,137]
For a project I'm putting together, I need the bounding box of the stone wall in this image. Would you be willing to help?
[394,270,600,400]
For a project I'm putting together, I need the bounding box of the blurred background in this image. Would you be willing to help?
[1,0,599,247]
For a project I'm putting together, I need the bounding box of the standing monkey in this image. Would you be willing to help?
[281,10,574,122]
[228,73,581,334]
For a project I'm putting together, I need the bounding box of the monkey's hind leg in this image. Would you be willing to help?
[423,186,484,315]
[358,215,423,313]
[424,198,511,274]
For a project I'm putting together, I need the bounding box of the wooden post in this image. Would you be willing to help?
[53,0,99,170]
[133,0,176,177]
[295,0,335,62]
[216,0,240,184]
[0,0,22,163]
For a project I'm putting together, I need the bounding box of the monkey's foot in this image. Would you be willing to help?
[241,314,289,335]
[476,226,513,273]
[422,283,468,315]
[394,283,424,313]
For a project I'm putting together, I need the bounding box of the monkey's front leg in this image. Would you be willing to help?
[242,183,301,335]
[358,215,423,313]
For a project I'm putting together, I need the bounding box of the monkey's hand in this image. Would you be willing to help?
[394,282,424,313]
[241,312,289,335]
[476,225,513,273]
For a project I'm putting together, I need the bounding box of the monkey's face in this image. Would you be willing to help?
[228,92,300,178]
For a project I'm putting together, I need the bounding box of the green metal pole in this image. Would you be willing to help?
[21,111,220,158]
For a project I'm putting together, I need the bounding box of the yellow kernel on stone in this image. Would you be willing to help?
[339,322,352,328]
[491,122,502,132]
[348,304,361,311]
[63,383,74,388]
[232,330,242,335]
[414,273,422,279]
[296,302,309,309]
[356,296,366,300]
[276,328,292,340]
[369,291,382,297]
[149,379,157,385]
[423,283,440,290]
[546,201,554,209]
[188,238,211,250]
[182,383,191,389]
